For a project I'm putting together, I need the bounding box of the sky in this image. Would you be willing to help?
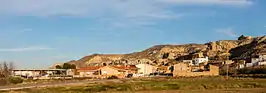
[0,0,265,69]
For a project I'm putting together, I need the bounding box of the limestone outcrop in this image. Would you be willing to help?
[66,36,266,67]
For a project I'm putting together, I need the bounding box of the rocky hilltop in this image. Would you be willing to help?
[67,36,266,68]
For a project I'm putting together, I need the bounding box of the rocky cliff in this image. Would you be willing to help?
[67,36,266,68]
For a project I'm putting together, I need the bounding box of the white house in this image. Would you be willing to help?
[246,54,266,67]
[194,57,209,65]
[135,64,157,76]
[252,54,266,63]
[12,69,68,79]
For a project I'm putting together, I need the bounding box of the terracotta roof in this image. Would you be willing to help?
[77,65,138,72]
[77,66,103,71]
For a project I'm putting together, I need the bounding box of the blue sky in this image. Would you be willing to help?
[0,0,265,68]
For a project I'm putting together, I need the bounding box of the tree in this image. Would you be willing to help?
[238,35,246,40]
[62,63,76,69]
[55,65,62,69]
[8,77,23,84]
[70,64,76,69]
[0,62,16,85]
[3,62,10,78]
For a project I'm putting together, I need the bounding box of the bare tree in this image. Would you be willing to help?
[3,62,9,78]
[0,62,16,85]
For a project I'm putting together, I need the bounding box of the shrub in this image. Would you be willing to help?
[237,67,266,74]
[59,63,76,69]
[55,65,62,69]
[238,35,246,40]
[219,65,237,76]
[107,75,119,79]
[8,76,23,84]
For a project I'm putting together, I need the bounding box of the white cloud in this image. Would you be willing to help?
[0,46,54,52]
[0,0,162,17]
[0,0,181,28]
[0,0,253,28]
[161,0,253,6]
[0,0,253,17]
[216,28,238,37]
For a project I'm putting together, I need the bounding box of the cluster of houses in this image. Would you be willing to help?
[11,56,219,79]
[11,53,266,79]
[246,53,266,67]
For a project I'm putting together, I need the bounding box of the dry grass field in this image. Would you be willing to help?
[2,77,266,93]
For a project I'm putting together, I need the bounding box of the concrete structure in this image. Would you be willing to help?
[194,57,208,65]
[247,54,266,67]
[135,64,157,76]
[173,63,219,77]
[181,56,209,66]
[77,66,102,78]
[239,64,245,69]
[224,60,234,65]
[77,66,138,78]
[157,66,172,73]
[12,69,68,79]
[259,62,266,65]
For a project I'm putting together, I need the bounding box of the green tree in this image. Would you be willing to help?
[238,35,246,40]
[55,65,62,69]
[62,63,76,69]
[70,64,76,69]
[8,76,23,84]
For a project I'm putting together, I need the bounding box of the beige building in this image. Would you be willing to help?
[136,64,157,75]
[100,66,125,78]
[173,63,219,77]
[77,66,138,78]
[77,66,102,78]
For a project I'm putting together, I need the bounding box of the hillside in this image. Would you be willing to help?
[66,36,266,68]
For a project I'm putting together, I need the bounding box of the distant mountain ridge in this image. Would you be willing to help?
[66,36,266,68]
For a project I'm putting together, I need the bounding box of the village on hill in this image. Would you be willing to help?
[10,35,266,80]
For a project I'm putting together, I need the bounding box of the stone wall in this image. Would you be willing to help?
[173,63,219,77]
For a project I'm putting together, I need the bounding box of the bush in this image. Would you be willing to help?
[8,76,23,84]
[237,67,266,74]
[238,35,246,40]
[107,75,119,79]
[219,65,237,76]
[62,63,76,69]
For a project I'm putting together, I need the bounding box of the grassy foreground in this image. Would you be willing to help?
[3,77,266,93]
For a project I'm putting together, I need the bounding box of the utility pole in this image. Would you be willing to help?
[226,63,229,80]
[225,60,230,80]
[225,56,230,80]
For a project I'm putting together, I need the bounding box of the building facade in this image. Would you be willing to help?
[173,63,219,77]
[12,69,68,79]
[194,57,209,65]
[135,64,157,76]
[247,54,266,67]
[77,66,138,78]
